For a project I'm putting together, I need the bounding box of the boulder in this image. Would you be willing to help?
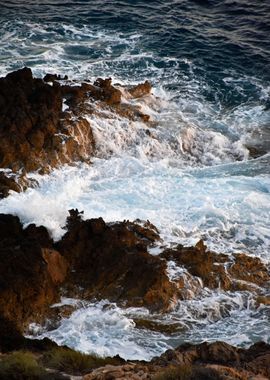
[57,211,178,312]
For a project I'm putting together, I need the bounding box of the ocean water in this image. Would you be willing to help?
[1,0,270,360]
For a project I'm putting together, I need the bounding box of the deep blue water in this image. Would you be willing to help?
[1,0,270,107]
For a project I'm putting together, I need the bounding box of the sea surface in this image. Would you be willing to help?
[1,0,270,361]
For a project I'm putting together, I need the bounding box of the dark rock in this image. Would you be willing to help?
[93,77,122,105]
[0,214,66,330]
[0,172,21,198]
[57,216,177,312]
[0,67,94,177]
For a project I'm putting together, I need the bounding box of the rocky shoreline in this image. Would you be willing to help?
[0,67,152,198]
[0,69,269,379]
[0,211,269,379]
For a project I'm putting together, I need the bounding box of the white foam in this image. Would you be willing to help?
[31,300,171,361]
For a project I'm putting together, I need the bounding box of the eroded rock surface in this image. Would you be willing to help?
[0,212,269,378]
[57,211,177,312]
[161,240,270,292]
[0,214,65,330]
[0,68,153,198]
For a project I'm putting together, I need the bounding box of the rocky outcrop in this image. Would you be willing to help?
[161,240,270,292]
[0,67,95,180]
[81,342,270,379]
[0,68,153,198]
[152,341,270,379]
[57,211,178,312]
[0,213,66,330]
[0,210,269,332]
[0,211,269,378]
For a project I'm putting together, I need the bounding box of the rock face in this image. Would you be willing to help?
[57,211,178,312]
[0,67,95,179]
[152,341,270,379]
[0,214,66,330]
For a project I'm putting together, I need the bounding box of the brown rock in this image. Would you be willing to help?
[128,81,152,98]
[0,214,59,330]
[42,248,68,284]
[228,253,270,288]
[0,67,95,183]
[57,212,178,312]
[83,364,149,380]
[0,172,21,198]
[161,242,232,290]
[161,241,270,291]
[93,78,122,105]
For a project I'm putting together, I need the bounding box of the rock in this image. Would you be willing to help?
[228,253,270,288]
[161,242,232,290]
[133,318,185,334]
[128,81,152,98]
[57,213,178,312]
[42,248,68,285]
[240,342,270,378]
[0,67,94,178]
[161,241,270,291]
[196,342,240,365]
[83,364,149,380]
[0,68,155,196]
[0,214,65,330]
[256,295,270,306]
[93,78,122,105]
[0,172,21,198]
[43,73,68,82]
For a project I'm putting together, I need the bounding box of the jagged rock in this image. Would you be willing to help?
[0,67,94,177]
[128,81,152,98]
[57,213,178,312]
[0,68,154,196]
[0,214,65,330]
[0,172,21,198]
[161,241,270,291]
[93,77,122,105]
[43,73,68,82]
[152,342,270,379]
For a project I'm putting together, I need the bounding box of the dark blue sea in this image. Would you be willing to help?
[1,0,270,360]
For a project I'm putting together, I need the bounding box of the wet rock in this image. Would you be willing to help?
[0,68,155,196]
[0,172,21,198]
[256,295,270,306]
[93,77,122,105]
[161,241,232,290]
[57,213,178,312]
[161,241,270,291]
[133,318,185,334]
[128,81,152,98]
[228,253,270,288]
[43,73,68,82]
[0,67,94,179]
